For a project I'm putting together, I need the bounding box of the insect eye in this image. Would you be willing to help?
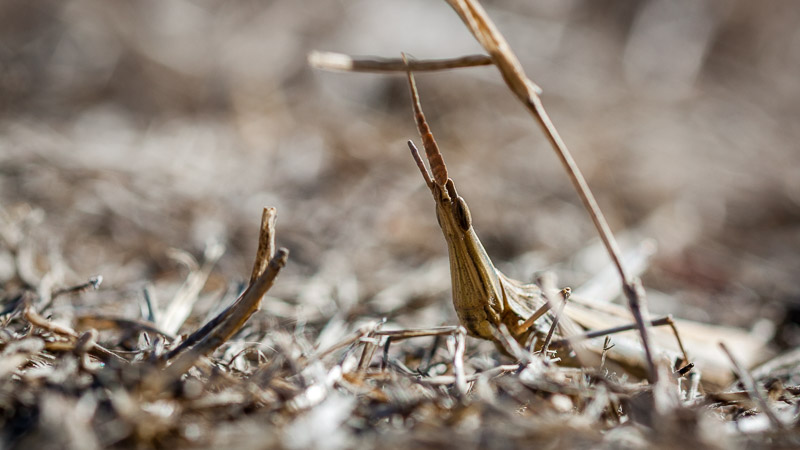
[453,196,472,231]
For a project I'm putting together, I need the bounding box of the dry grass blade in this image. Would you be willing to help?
[444,0,658,382]
[183,248,287,355]
[23,300,126,364]
[444,0,541,99]
[249,207,277,284]
[147,248,288,391]
[312,321,382,362]
[374,326,461,339]
[541,288,570,355]
[165,207,277,361]
[450,328,468,396]
[309,51,492,72]
[719,342,786,430]
[357,326,381,374]
[75,315,175,341]
[552,316,672,347]
[140,208,288,395]
[50,275,103,301]
[159,241,225,336]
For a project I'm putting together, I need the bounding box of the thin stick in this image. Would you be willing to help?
[624,280,657,382]
[51,275,103,300]
[665,316,690,366]
[600,336,613,369]
[381,337,392,371]
[374,326,461,340]
[39,275,104,313]
[420,334,442,373]
[687,372,701,402]
[142,284,159,323]
[357,330,380,374]
[159,241,225,336]
[309,51,492,73]
[541,288,570,356]
[514,296,559,335]
[165,208,277,361]
[76,315,175,341]
[250,207,277,284]
[148,249,288,390]
[719,342,785,429]
[550,316,672,347]
[24,303,126,364]
[451,328,468,396]
[312,321,382,362]
[186,249,288,356]
[444,0,657,382]
[408,364,518,385]
[492,324,530,364]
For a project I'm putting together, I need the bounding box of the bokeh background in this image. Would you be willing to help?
[2,0,799,348]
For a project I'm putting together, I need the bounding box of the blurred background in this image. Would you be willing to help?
[1,0,799,348]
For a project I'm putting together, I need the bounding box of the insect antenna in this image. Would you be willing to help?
[402,53,449,187]
[407,141,434,189]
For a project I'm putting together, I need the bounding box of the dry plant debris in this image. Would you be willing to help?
[1,1,800,449]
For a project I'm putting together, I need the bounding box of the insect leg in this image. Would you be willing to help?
[550,315,690,368]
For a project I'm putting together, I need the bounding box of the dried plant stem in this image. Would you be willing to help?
[179,249,287,355]
[357,331,380,374]
[623,280,657,382]
[719,342,786,429]
[513,299,558,335]
[312,321,382,362]
[309,51,492,73]
[24,302,126,364]
[687,372,701,402]
[249,207,277,284]
[492,324,531,364]
[150,249,288,391]
[368,325,468,392]
[165,207,277,361]
[665,316,690,366]
[374,326,461,340]
[550,316,676,349]
[413,364,519,386]
[145,208,288,395]
[51,275,103,300]
[449,328,468,396]
[541,288,570,356]
[159,241,224,336]
[444,0,657,382]
[142,284,159,323]
[75,315,175,341]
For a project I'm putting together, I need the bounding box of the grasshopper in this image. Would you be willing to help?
[400,65,736,378]
[403,67,584,352]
